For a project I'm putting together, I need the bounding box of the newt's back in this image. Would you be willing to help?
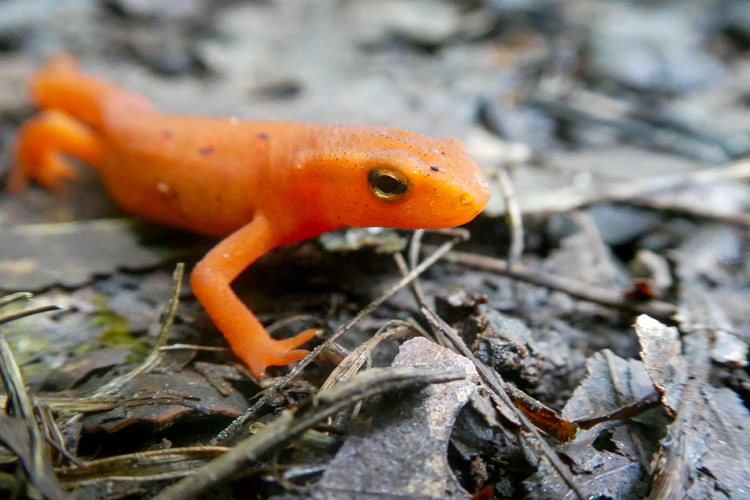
[14,56,310,237]
[96,113,277,237]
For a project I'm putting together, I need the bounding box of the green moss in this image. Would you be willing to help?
[80,296,151,360]
[8,334,52,359]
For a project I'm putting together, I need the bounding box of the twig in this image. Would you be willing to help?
[496,168,524,270]
[0,304,66,326]
[600,158,750,202]
[0,292,33,308]
[0,291,66,326]
[36,404,83,467]
[319,321,413,392]
[58,446,229,486]
[426,247,678,321]
[130,263,184,374]
[0,304,66,499]
[574,391,662,430]
[406,229,428,306]
[620,197,750,227]
[545,158,750,214]
[92,263,184,398]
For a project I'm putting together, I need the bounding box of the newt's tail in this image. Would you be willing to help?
[29,54,153,130]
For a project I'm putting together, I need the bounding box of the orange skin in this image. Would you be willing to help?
[9,57,490,378]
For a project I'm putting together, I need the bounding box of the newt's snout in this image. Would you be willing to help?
[461,174,490,216]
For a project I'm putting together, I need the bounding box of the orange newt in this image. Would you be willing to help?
[8,56,490,378]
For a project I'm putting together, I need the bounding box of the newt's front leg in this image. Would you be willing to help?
[190,214,317,378]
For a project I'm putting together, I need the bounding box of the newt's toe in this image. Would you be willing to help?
[243,329,320,378]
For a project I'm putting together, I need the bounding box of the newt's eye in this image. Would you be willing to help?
[368,168,408,201]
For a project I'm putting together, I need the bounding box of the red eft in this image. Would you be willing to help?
[8,56,490,378]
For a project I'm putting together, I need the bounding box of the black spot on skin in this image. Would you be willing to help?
[430,166,441,172]
[257,133,269,141]
[160,130,173,140]
[199,145,215,155]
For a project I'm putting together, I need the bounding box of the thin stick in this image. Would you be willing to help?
[427,247,678,321]
[406,229,428,307]
[0,292,33,308]
[0,336,65,499]
[496,168,524,270]
[0,305,66,326]
[92,263,184,398]
[601,158,750,202]
[543,158,750,214]
[621,197,750,226]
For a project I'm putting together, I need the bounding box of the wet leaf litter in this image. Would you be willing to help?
[1,1,750,499]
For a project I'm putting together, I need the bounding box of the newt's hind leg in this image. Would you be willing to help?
[8,109,103,193]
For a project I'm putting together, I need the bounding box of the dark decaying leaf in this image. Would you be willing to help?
[0,219,183,292]
[687,387,750,498]
[39,348,132,392]
[81,369,249,434]
[154,367,465,500]
[525,349,663,500]
[527,448,646,500]
[648,331,750,500]
[315,337,478,500]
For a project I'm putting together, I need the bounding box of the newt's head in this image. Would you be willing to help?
[298,126,490,232]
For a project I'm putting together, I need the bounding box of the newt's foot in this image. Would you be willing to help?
[241,328,320,379]
[9,110,83,193]
[9,150,78,193]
